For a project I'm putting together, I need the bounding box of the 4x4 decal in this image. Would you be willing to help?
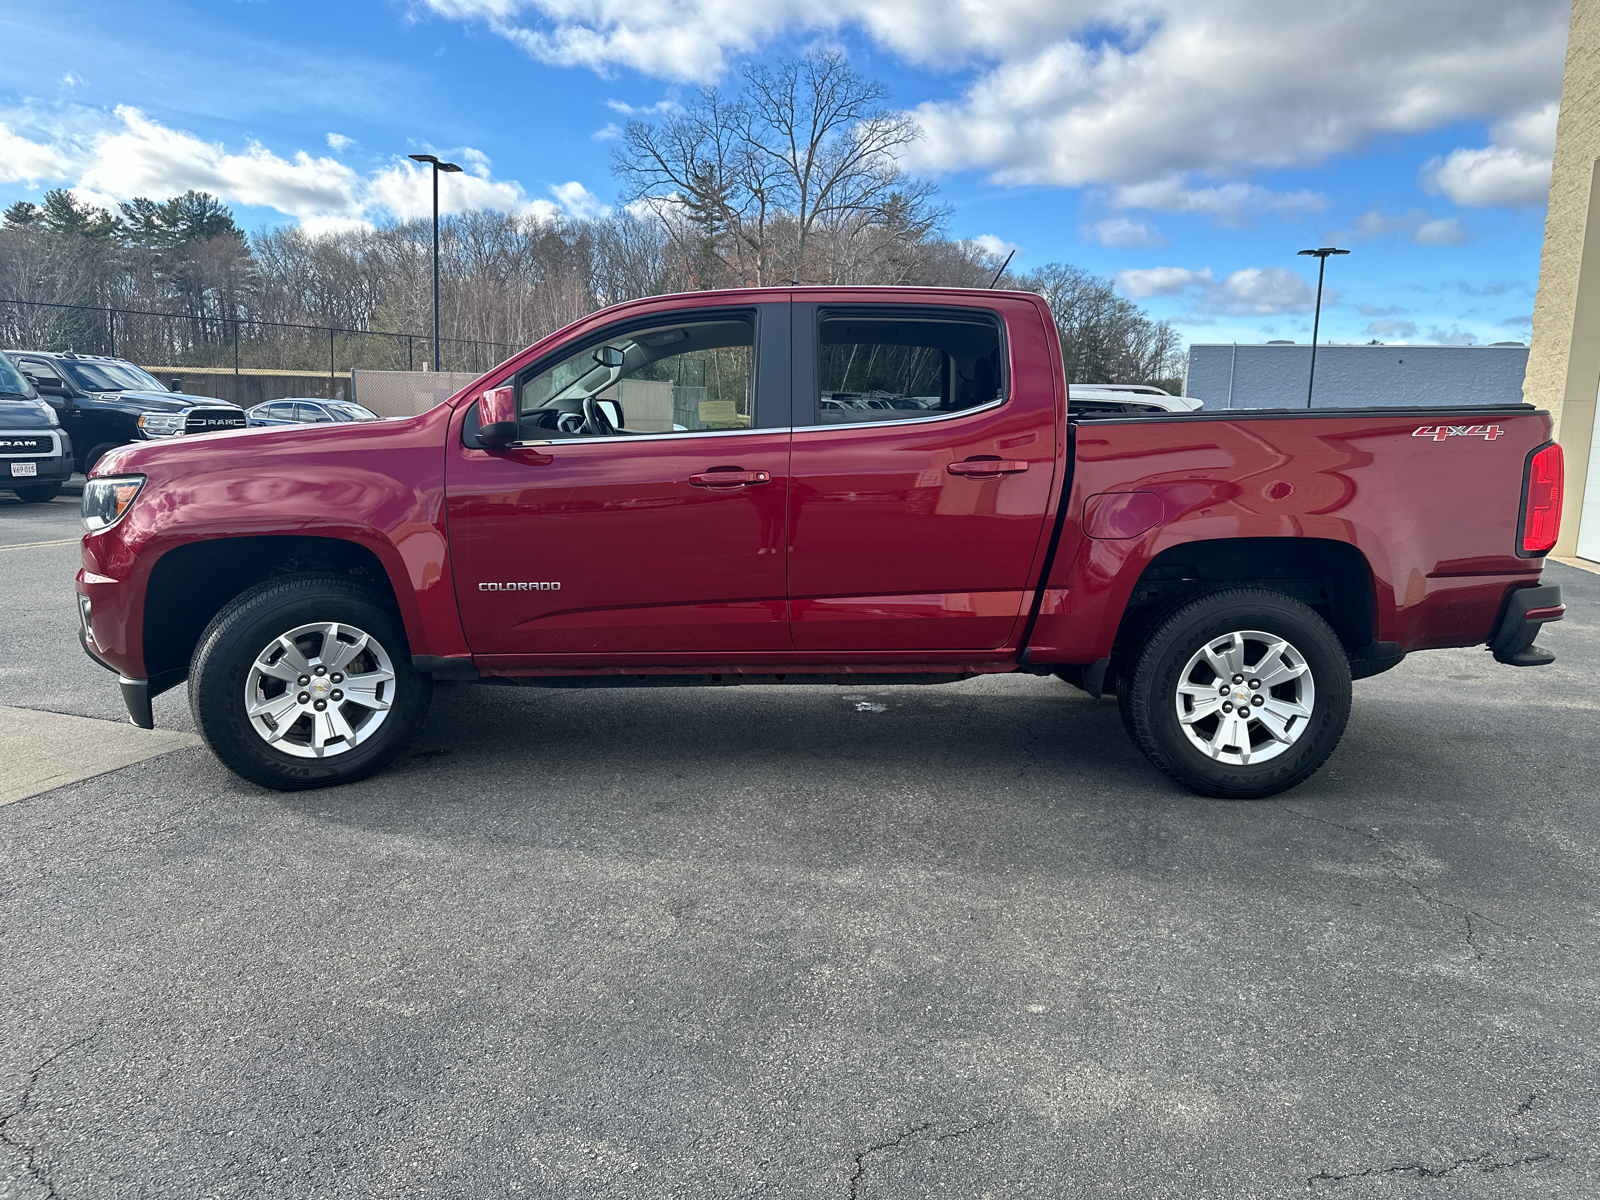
[1412,424,1504,441]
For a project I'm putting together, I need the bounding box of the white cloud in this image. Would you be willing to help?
[1365,319,1418,339]
[1118,265,1328,319]
[1422,326,1480,345]
[966,233,1022,260]
[605,98,680,115]
[1106,178,1325,229]
[1117,267,1213,298]
[550,180,612,219]
[326,132,355,152]
[75,106,365,224]
[0,122,74,186]
[1422,101,1557,207]
[1079,216,1166,248]
[1330,208,1468,246]
[418,1,1566,195]
[0,105,607,230]
[365,156,556,221]
[592,122,623,141]
[1414,218,1468,246]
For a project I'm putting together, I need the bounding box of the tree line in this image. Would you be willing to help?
[0,52,1182,388]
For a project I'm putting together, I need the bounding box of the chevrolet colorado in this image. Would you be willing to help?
[75,287,1566,797]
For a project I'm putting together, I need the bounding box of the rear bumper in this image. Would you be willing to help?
[1490,583,1563,666]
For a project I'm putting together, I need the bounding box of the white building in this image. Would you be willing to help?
[1184,342,1531,411]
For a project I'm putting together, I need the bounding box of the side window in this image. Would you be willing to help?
[296,403,333,423]
[19,359,63,387]
[812,309,1004,425]
[517,315,754,438]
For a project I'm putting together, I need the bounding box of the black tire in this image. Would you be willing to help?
[83,443,120,475]
[189,575,432,791]
[1117,587,1352,799]
[12,483,61,503]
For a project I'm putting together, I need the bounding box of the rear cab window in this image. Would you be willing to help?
[800,305,1007,427]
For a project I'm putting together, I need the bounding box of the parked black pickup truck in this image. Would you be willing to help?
[0,351,73,501]
[5,351,246,474]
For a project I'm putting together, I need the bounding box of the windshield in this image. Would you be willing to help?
[324,402,377,421]
[0,353,33,397]
[60,359,169,393]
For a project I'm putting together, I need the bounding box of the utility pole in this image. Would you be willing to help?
[1297,247,1349,408]
[408,153,463,371]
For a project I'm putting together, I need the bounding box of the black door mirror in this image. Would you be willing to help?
[592,345,625,369]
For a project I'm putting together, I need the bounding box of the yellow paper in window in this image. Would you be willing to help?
[699,400,739,424]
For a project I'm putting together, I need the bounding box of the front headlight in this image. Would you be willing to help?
[82,475,145,533]
[43,404,60,427]
[138,412,186,437]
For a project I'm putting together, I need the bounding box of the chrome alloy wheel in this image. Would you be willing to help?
[243,621,396,758]
[1173,629,1315,766]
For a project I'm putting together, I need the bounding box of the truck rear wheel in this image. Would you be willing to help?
[1117,588,1351,798]
[188,576,432,791]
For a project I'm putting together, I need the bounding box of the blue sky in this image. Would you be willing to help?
[0,0,1567,348]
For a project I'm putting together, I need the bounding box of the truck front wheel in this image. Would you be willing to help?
[188,576,432,791]
[1117,588,1352,799]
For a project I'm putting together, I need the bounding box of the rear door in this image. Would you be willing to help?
[786,298,1060,650]
[446,302,793,659]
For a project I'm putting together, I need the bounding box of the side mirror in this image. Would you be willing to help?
[477,385,517,448]
[593,345,625,369]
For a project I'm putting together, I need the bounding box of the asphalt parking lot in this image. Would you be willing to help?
[2,488,1598,1199]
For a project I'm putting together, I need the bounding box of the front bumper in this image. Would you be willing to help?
[1490,583,1563,666]
[4,454,73,485]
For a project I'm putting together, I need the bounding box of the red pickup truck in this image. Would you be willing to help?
[75,287,1566,798]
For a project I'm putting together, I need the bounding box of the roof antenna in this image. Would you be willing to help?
[987,249,1016,288]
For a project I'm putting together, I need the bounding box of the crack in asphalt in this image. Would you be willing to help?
[1275,803,1501,963]
[1307,1095,1553,1188]
[847,1121,989,1199]
[1308,1149,1553,1186]
[1409,884,1487,961]
[0,1033,98,1200]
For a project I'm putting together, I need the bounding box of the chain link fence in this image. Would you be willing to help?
[0,298,518,407]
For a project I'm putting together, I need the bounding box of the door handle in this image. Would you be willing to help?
[689,468,772,488]
[947,458,1029,476]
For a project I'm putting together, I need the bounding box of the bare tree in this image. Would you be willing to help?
[614,52,937,287]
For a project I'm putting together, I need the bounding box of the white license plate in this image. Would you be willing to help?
[10,462,37,477]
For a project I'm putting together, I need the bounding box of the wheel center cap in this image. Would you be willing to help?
[311,677,332,697]
[1235,691,1249,703]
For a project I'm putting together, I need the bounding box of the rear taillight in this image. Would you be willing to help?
[1520,442,1564,555]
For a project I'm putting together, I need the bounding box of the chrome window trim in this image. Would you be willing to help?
[796,398,1003,434]
[0,430,63,458]
[511,424,790,448]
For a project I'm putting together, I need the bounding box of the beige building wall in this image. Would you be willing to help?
[1526,0,1600,558]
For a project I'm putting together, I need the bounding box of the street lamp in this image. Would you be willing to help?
[408,153,463,372]
[1297,247,1349,408]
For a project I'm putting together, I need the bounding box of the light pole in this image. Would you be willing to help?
[408,153,463,371]
[1297,246,1349,408]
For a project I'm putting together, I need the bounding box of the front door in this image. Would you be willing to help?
[14,357,89,454]
[786,300,1060,651]
[447,304,793,659]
